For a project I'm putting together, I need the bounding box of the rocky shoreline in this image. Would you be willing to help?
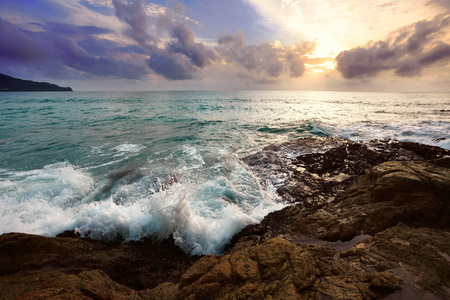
[1,137,449,299]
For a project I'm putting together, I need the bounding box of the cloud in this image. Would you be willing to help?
[111,0,218,80]
[217,30,309,82]
[111,1,311,82]
[41,22,114,35]
[0,0,311,84]
[76,36,119,56]
[432,74,450,85]
[147,51,197,80]
[427,0,450,11]
[0,17,46,62]
[0,17,147,80]
[336,14,450,79]
[112,0,158,49]
[78,0,115,15]
[166,23,217,68]
[288,56,306,77]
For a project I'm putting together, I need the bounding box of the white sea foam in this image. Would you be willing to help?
[70,155,284,255]
[112,144,145,157]
[0,153,284,255]
[0,163,93,235]
[325,121,450,149]
[1,162,93,204]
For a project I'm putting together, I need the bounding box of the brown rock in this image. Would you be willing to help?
[176,238,320,300]
[243,137,449,207]
[231,159,450,249]
[224,138,450,299]
[170,237,407,300]
[140,282,179,300]
[349,223,450,298]
[316,160,450,240]
[0,233,198,299]
[18,269,139,300]
[179,255,220,288]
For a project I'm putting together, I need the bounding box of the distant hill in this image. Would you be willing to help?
[0,73,73,91]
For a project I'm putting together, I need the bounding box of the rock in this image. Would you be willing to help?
[2,137,449,300]
[140,282,179,300]
[316,160,450,241]
[0,233,198,300]
[226,137,450,299]
[18,270,139,299]
[340,223,450,299]
[244,138,449,207]
[175,238,320,299]
[162,237,404,300]
[243,136,352,206]
[230,159,450,247]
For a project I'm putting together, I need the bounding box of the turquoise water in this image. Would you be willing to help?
[0,91,449,254]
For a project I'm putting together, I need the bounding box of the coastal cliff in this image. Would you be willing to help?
[0,73,73,92]
[1,137,449,299]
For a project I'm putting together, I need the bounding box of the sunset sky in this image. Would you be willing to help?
[1,0,449,91]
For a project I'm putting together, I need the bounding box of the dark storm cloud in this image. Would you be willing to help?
[217,30,307,82]
[419,42,450,64]
[111,0,309,82]
[77,36,118,56]
[427,0,450,10]
[112,0,216,80]
[50,35,146,79]
[166,23,217,68]
[0,17,147,79]
[147,51,197,80]
[336,14,450,79]
[42,22,114,35]
[289,56,306,77]
[112,0,158,49]
[1,0,310,83]
[0,18,46,62]
[152,2,218,79]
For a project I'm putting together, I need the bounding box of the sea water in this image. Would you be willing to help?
[0,91,449,255]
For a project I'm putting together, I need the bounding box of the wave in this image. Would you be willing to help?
[0,147,284,255]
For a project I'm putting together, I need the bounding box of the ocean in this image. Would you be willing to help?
[0,91,449,255]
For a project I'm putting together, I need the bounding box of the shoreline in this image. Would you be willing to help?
[1,137,449,299]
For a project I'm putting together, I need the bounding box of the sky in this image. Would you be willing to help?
[0,0,449,91]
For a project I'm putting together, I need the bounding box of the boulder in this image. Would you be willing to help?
[244,138,449,207]
[19,270,139,300]
[0,233,198,299]
[231,159,450,246]
[151,237,403,300]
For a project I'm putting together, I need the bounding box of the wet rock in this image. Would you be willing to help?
[232,149,450,247]
[243,136,351,199]
[318,160,449,240]
[140,282,179,300]
[225,137,450,299]
[244,137,449,207]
